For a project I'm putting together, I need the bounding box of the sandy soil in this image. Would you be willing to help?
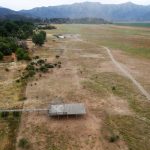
[112,49,150,94]
[16,31,140,150]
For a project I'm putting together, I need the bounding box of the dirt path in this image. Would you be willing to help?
[102,46,150,101]
[63,46,81,90]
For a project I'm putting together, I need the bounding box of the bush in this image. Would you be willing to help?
[18,138,30,149]
[16,48,30,60]
[45,63,54,68]
[1,111,9,118]
[37,59,45,65]
[39,31,46,40]
[0,51,3,60]
[13,111,20,117]
[57,61,61,64]
[16,79,20,83]
[33,56,39,59]
[5,68,9,72]
[109,134,119,143]
[112,86,116,91]
[0,42,12,55]
[32,31,46,46]
[28,70,36,77]
[26,64,35,71]
[40,66,48,73]
[56,55,60,59]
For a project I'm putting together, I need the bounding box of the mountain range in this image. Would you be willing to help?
[0,2,150,22]
[0,7,34,21]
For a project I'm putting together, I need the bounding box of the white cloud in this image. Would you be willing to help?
[0,0,149,10]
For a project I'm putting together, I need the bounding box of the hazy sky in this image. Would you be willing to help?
[0,0,150,10]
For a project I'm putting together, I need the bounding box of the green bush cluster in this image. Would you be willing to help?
[0,20,34,39]
[0,111,21,118]
[16,48,30,60]
[0,20,34,61]
[18,138,30,149]
[0,37,18,56]
[20,57,61,82]
[32,31,46,46]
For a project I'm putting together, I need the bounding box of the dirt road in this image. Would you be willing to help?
[103,46,150,101]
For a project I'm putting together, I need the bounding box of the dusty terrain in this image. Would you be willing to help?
[0,24,150,150]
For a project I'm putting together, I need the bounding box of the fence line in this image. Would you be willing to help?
[0,108,49,112]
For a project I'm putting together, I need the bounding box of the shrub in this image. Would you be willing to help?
[56,55,60,59]
[1,111,9,118]
[112,86,116,91]
[109,134,119,143]
[57,61,61,64]
[5,68,9,72]
[33,56,39,59]
[32,31,46,46]
[28,70,36,77]
[18,138,30,149]
[0,51,3,60]
[0,42,12,55]
[45,63,54,68]
[13,111,20,117]
[26,64,35,71]
[40,66,48,73]
[21,97,27,101]
[30,62,35,65]
[36,68,39,72]
[39,31,46,40]
[16,48,30,60]
[37,59,45,65]
[16,79,20,83]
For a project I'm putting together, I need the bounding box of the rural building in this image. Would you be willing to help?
[49,103,86,116]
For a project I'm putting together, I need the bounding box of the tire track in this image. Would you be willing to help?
[103,46,150,101]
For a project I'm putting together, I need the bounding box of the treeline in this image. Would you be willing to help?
[0,20,35,60]
[0,20,34,39]
[0,20,47,61]
[0,20,34,60]
[43,18,111,24]
[37,24,56,30]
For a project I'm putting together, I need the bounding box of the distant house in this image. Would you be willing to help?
[49,103,86,117]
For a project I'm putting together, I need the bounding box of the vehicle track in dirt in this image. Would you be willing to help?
[102,46,150,101]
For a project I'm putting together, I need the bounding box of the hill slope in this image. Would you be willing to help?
[0,7,33,20]
[20,2,150,21]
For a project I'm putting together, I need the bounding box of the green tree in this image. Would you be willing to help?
[32,31,46,46]
[16,48,30,60]
[0,42,11,55]
[39,31,46,40]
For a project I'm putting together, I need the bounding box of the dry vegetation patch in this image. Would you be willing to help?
[83,71,150,150]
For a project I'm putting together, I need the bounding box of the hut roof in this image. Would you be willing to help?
[49,103,86,116]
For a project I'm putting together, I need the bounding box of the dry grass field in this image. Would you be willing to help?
[0,24,150,150]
